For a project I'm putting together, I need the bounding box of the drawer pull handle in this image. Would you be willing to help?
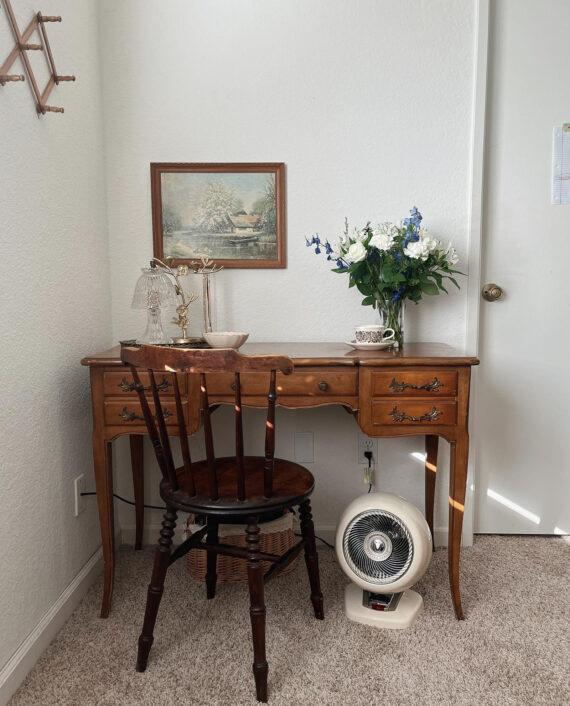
[318,381,329,392]
[389,406,442,423]
[119,406,172,423]
[389,377,442,393]
[119,376,169,393]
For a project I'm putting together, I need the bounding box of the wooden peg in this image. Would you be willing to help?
[55,75,75,83]
[43,105,64,113]
[38,14,62,23]
[0,74,25,84]
[20,43,42,51]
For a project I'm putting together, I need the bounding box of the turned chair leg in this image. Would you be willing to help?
[206,517,219,599]
[136,506,177,672]
[246,517,268,703]
[299,500,324,620]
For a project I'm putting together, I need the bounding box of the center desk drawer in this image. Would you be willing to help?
[105,400,187,426]
[371,370,457,396]
[205,369,358,397]
[104,371,185,396]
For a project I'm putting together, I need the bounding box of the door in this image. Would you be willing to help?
[475,0,570,534]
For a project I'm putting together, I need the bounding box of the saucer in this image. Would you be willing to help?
[344,339,396,351]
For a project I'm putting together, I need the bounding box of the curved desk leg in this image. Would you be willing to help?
[448,431,469,620]
[425,435,438,549]
[93,436,115,618]
[130,435,144,550]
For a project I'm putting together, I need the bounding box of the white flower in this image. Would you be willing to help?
[404,239,431,261]
[445,243,459,266]
[346,240,367,263]
[369,232,392,251]
[369,222,397,251]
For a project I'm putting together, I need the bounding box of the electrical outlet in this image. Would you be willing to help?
[74,474,86,517]
[358,433,378,465]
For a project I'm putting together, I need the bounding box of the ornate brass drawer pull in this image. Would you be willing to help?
[119,376,169,393]
[119,406,172,423]
[389,406,442,423]
[389,377,442,393]
[318,381,329,391]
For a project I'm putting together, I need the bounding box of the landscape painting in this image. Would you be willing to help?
[151,163,285,268]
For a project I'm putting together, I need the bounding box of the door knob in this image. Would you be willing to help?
[482,283,503,302]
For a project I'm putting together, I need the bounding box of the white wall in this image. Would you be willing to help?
[0,0,111,688]
[98,0,476,540]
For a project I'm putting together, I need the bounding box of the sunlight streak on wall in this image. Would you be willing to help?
[486,489,540,525]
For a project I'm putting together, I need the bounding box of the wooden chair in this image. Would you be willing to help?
[120,344,324,703]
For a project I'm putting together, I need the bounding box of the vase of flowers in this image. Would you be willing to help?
[306,207,461,348]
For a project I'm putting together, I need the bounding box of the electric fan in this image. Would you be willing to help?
[336,492,432,629]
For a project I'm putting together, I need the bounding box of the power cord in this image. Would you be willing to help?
[294,532,335,550]
[81,491,166,511]
[364,450,373,493]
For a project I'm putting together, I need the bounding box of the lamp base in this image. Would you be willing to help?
[137,307,172,345]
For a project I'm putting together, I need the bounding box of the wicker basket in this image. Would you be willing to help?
[186,512,298,583]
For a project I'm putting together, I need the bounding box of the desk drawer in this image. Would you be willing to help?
[105,400,187,426]
[371,370,457,397]
[205,369,358,397]
[372,400,457,426]
[103,371,184,397]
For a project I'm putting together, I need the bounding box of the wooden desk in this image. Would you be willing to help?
[81,342,478,620]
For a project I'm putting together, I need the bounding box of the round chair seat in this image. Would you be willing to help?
[161,456,315,517]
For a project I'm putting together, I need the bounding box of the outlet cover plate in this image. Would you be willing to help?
[74,474,86,517]
[294,431,314,463]
[358,433,378,465]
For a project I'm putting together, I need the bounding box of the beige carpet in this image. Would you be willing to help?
[10,536,570,706]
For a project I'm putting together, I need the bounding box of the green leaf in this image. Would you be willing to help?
[356,282,372,296]
[447,276,461,289]
[361,296,375,306]
[421,281,439,295]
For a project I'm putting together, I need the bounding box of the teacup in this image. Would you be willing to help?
[355,324,395,344]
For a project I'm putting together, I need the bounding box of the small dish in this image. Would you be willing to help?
[344,339,396,351]
[203,331,249,349]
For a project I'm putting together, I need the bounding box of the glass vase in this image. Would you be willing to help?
[378,298,405,348]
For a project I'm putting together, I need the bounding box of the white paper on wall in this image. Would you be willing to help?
[552,124,570,205]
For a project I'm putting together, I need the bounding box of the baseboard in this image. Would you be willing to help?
[0,548,103,706]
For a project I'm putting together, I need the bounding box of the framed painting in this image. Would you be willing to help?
[151,162,286,268]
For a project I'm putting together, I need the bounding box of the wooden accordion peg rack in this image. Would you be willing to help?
[0,0,75,114]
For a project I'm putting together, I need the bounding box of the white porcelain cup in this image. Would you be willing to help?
[354,324,395,344]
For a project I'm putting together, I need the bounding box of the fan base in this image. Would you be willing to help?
[344,583,423,629]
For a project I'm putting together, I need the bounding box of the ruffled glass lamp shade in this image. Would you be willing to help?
[131,263,177,344]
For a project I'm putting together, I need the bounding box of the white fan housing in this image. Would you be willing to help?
[335,492,432,629]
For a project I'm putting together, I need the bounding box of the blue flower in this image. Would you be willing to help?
[403,206,422,229]
[314,244,321,254]
[391,286,405,302]
[402,207,422,246]
[305,237,312,247]
[324,240,333,255]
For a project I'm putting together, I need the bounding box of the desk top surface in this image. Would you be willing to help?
[81,342,479,368]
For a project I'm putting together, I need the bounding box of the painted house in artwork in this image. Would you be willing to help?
[228,214,261,234]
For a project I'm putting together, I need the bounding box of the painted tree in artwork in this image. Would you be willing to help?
[251,176,276,233]
[195,182,244,232]
[162,202,182,233]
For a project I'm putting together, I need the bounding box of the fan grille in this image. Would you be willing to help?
[342,509,413,585]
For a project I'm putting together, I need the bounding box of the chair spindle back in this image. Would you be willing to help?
[121,345,294,501]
